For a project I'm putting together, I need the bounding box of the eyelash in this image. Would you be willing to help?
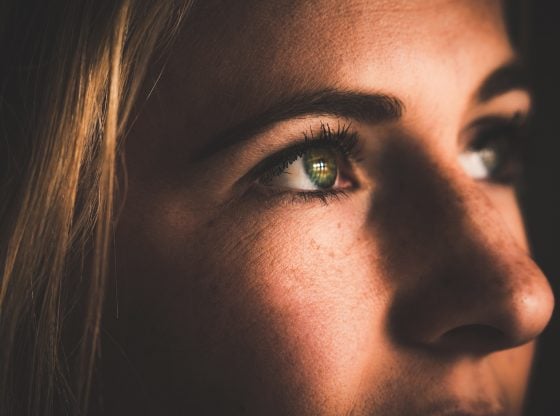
[253,122,361,204]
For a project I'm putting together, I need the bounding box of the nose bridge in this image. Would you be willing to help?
[370,137,503,276]
[371,139,554,351]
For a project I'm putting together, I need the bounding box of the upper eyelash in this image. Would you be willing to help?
[256,122,360,185]
[468,112,529,150]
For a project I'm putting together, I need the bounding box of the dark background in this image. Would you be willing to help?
[519,1,560,414]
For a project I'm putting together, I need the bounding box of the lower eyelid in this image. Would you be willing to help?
[277,189,351,206]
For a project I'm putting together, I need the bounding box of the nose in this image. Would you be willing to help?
[375,143,554,354]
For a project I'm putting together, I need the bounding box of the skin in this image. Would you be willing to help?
[106,1,554,415]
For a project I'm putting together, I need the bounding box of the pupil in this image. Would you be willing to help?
[303,148,338,189]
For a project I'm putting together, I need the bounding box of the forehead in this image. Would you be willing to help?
[178,1,508,83]
[147,0,512,154]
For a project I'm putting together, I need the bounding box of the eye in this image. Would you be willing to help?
[459,115,527,184]
[254,123,360,200]
[265,146,353,191]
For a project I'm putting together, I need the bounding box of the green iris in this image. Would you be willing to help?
[303,147,338,189]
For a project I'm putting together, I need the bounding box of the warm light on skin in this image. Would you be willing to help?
[109,1,554,415]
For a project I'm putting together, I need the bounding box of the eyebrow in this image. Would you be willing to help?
[197,90,404,159]
[197,61,528,159]
[476,60,529,102]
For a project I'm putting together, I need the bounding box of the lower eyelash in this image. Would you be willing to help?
[289,189,350,206]
[250,186,350,208]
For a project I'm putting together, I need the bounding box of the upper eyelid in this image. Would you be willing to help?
[469,112,529,127]
[240,116,360,157]
[465,89,532,130]
[459,112,530,150]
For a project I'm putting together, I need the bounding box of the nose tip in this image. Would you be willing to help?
[390,242,555,354]
[438,275,554,353]
[498,280,555,346]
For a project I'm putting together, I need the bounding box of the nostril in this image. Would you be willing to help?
[438,324,508,355]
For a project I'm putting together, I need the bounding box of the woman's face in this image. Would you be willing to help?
[113,0,554,414]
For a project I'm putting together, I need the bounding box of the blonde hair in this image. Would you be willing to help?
[0,1,192,414]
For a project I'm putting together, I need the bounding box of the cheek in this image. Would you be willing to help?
[487,343,535,412]
[241,211,384,378]
[123,192,389,412]
[199,203,385,407]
